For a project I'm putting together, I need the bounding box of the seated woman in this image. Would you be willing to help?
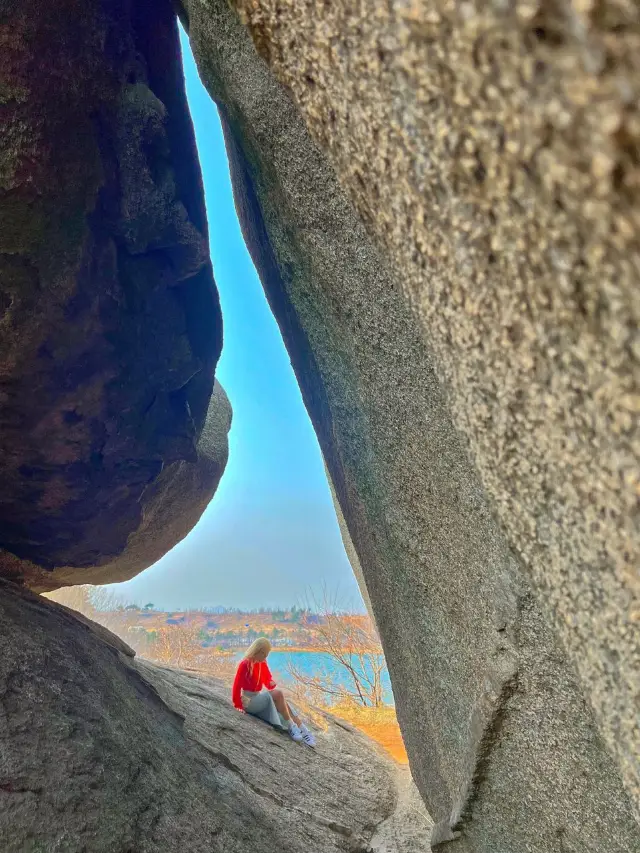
[232,637,316,746]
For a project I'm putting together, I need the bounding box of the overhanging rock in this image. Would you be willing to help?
[0,0,226,589]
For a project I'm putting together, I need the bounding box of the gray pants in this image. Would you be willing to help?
[243,690,297,731]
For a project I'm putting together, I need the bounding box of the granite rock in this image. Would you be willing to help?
[0,0,224,587]
[29,380,232,591]
[225,0,640,815]
[181,0,640,847]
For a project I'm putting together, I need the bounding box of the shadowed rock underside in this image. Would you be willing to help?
[0,0,225,589]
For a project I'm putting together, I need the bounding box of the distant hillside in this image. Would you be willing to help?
[105,606,371,652]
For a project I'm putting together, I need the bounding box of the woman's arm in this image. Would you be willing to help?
[264,662,277,690]
[232,661,246,709]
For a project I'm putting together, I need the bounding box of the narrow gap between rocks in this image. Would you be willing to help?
[46,27,429,848]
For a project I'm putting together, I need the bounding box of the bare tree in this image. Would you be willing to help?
[147,616,202,668]
[144,614,236,681]
[287,588,387,708]
[46,584,125,615]
[44,584,94,614]
[45,590,236,681]
[45,584,139,641]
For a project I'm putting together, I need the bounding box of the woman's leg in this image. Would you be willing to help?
[270,688,301,724]
[288,708,301,725]
[244,691,282,727]
[272,690,315,744]
[289,707,302,726]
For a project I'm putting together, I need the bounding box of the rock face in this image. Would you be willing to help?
[0,0,225,588]
[182,0,640,849]
[1,1,638,850]
[0,580,430,853]
[31,380,232,591]
[326,461,376,623]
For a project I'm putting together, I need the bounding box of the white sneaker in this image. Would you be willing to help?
[288,722,303,743]
[300,723,316,747]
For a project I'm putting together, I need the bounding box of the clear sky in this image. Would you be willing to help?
[110,31,362,612]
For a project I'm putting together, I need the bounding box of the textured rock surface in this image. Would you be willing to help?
[30,380,232,591]
[0,580,430,853]
[326,460,376,622]
[182,0,640,848]
[369,767,433,853]
[227,0,640,810]
[0,0,223,588]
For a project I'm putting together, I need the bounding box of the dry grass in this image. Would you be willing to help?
[285,682,408,765]
[331,703,409,764]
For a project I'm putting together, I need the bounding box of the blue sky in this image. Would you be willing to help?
[110,32,362,612]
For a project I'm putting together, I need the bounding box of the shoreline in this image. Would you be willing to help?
[268,646,329,654]
[228,647,383,655]
[229,647,344,655]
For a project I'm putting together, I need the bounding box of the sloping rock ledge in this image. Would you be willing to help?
[0,579,431,853]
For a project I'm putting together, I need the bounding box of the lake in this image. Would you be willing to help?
[235,649,395,706]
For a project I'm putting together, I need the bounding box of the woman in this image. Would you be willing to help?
[232,637,316,746]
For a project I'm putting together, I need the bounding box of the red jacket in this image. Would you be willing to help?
[232,659,277,710]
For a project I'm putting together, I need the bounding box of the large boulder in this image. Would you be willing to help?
[29,380,232,591]
[0,0,224,588]
[0,580,430,853]
[181,0,640,849]
[325,460,376,623]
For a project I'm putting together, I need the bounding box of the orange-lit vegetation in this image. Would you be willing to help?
[46,586,374,656]
[333,704,408,764]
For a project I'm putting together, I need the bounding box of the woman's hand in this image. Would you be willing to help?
[236,706,246,714]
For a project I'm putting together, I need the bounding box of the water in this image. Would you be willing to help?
[235,650,395,705]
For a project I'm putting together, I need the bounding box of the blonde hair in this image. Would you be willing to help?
[244,637,272,661]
